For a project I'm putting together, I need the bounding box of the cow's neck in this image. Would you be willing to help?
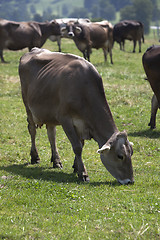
[93,112,118,148]
[39,23,51,37]
[86,99,118,147]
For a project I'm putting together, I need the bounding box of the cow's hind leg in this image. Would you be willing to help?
[27,112,40,164]
[103,48,107,62]
[61,118,89,182]
[148,94,159,129]
[46,125,62,168]
[103,47,113,64]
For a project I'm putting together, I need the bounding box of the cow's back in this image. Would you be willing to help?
[0,20,40,50]
[19,48,106,126]
[114,20,143,40]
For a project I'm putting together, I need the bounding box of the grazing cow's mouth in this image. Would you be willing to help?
[118,179,134,185]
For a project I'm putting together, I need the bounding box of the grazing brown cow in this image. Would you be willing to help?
[19,47,134,184]
[61,21,113,63]
[113,20,144,52]
[0,18,60,62]
[142,45,160,129]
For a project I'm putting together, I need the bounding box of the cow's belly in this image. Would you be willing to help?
[30,107,60,127]
[4,39,26,50]
[126,34,133,40]
[4,39,14,49]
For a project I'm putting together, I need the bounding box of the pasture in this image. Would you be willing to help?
[0,35,160,239]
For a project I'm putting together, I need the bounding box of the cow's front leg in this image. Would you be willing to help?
[0,49,7,63]
[57,37,61,52]
[133,40,136,53]
[61,118,89,182]
[46,125,62,168]
[72,140,84,173]
[27,116,40,164]
[72,142,89,182]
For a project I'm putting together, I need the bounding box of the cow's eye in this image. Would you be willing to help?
[117,154,124,160]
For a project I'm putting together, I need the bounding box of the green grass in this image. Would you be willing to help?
[0,36,160,239]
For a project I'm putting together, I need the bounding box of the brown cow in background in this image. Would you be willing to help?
[61,21,114,63]
[49,18,91,52]
[113,20,144,52]
[142,45,160,129]
[0,18,61,62]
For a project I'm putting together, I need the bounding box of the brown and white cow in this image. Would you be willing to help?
[19,47,134,184]
[142,45,160,129]
[113,20,144,52]
[0,18,61,62]
[49,18,91,52]
[61,21,113,63]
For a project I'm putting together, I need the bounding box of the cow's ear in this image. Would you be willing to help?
[75,26,82,34]
[50,20,56,25]
[61,27,67,34]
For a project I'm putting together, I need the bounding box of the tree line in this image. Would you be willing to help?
[0,0,159,33]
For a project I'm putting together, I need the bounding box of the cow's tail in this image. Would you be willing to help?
[142,33,145,43]
[138,21,145,43]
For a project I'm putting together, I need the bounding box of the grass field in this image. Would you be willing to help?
[0,34,160,239]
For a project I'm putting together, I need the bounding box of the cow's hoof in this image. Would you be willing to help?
[78,174,90,182]
[31,158,40,164]
[2,60,9,64]
[148,122,156,129]
[53,162,63,169]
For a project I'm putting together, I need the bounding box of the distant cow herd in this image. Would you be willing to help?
[1,17,160,184]
[0,18,144,63]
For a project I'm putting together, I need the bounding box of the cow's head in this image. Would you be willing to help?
[98,131,134,185]
[61,22,82,38]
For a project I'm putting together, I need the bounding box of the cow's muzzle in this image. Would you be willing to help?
[118,178,134,185]
[68,32,74,37]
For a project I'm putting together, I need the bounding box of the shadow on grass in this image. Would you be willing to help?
[128,129,160,139]
[0,163,119,186]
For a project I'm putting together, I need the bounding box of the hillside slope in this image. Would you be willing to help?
[28,0,84,17]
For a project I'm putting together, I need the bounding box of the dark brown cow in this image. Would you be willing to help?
[19,47,134,184]
[142,45,160,129]
[113,20,144,52]
[61,21,113,63]
[0,18,60,62]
